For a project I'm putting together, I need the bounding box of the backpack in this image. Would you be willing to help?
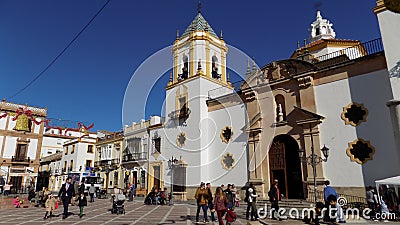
[268,190,272,199]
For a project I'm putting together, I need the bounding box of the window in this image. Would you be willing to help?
[70,160,74,171]
[87,145,94,153]
[341,102,368,127]
[86,160,92,168]
[63,161,67,172]
[71,145,75,154]
[65,146,68,155]
[154,138,161,153]
[220,126,233,143]
[212,55,221,79]
[15,144,27,161]
[114,172,119,186]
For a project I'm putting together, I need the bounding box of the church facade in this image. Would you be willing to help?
[146,5,400,200]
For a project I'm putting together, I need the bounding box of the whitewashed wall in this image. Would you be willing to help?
[315,70,400,187]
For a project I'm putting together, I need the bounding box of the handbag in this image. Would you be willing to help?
[55,201,59,209]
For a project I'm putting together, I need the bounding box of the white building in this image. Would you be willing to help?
[142,6,400,201]
[94,130,124,192]
[123,119,151,196]
[375,0,400,158]
[0,101,46,193]
[39,127,87,191]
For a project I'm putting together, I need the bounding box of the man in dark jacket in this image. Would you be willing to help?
[58,177,75,219]
[206,183,216,222]
[269,179,281,220]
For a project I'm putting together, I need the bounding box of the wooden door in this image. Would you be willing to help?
[269,141,288,198]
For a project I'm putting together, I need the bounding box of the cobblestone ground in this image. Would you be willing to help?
[0,198,397,225]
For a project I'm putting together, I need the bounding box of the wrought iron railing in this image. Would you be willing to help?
[308,189,368,210]
[122,152,147,163]
[94,158,120,168]
[168,108,191,120]
[314,38,383,66]
[11,156,30,163]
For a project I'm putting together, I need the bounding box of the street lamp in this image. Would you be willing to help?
[298,145,329,203]
[167,156,178,205]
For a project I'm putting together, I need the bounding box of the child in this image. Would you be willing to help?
[13,196,21,208]
[44,194,56,220]
[303,202,325,225]
[77,193,87,218]
[327,195,346,224]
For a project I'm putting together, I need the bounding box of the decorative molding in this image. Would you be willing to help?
[220,126,233,143]
[341,102,368,126]
[297,76,312,88]
[221,152,235,170]
[346,138,375,164]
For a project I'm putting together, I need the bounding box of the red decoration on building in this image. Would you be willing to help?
[12,107,43,125]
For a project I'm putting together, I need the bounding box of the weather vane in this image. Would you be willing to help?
[197,1,201,13]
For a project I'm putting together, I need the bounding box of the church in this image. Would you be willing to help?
[146,2,400,200]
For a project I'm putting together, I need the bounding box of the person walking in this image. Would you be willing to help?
[213,187,228,225]
[195,182,209,223]
[269,179,281,220]
[77,193,87,218]
[247,183,258,221]
[206,183,216,222]
[3,182,11,196]
[43,194,56,220]
[58,177,75,219]
[366,186,376,210]
[89,183,96,203]
[323,180,338,222]
[224,184,234,210]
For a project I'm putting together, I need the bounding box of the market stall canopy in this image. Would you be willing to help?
[375,176,400,186]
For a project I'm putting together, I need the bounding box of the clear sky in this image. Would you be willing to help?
[0,0,381,131]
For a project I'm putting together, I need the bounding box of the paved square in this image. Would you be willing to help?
[0,198,395,224]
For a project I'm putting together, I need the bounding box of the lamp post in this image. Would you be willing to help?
[167,156,178,205]
[298,144,329,203]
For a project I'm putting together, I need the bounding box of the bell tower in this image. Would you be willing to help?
[167,11,231,88]
[309,10,336,42]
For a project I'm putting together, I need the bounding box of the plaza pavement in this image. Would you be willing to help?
[0,197,398,225]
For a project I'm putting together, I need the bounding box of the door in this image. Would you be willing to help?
[269,141,288,198]
[10,176,22,194]
[153,166,160,189]
[269,135,304,199]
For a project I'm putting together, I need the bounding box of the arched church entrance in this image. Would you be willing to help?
[268,134,303,199]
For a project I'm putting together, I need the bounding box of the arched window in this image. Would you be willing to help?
[212,55,221,79]
[179,54,189,80]
[315,27,320,36]
[275,94,286,122]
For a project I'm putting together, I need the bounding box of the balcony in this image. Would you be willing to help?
[11,156,31,165]
[168,108,191,120]
[94,159,120,171]
[121,152,147,168]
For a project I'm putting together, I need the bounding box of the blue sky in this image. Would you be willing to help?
[0,0,381,131]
